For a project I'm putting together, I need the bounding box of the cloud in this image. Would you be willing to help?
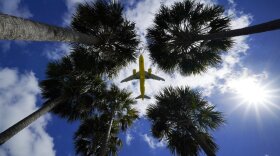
[142,134,166,149]
[219,69,269,96]
[43,43,71,60]
[0,0,32,18]
[62,0,94,26]
[0,68,55,156]
[110,0,255,116]
[126,133,133,145]
[227,0,235,5]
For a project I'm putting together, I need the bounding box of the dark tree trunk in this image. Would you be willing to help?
[0,97,64,145]
[188,125,216,156]
[195,19,280,41]
[100,117,114,156]
[0,13,98,45]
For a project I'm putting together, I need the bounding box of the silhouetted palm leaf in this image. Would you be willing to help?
[74,84,139,156]
[74,116,122,156]
[71,0,139,77]
[40,57,107,121]
[147,0,232,75]
[147,86,225,156]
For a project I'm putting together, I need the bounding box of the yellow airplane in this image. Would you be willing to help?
[121,54,165,100]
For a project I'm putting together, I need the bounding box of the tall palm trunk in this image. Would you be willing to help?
[100,117,114,156]
[0,97,64,145]
[195,19,280,41]
[188,125,216,156]
[0,13,98,45]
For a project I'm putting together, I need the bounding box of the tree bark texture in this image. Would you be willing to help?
[0,13,98,45]
[188,125,216,156]
[196,19,280,41]
[100,117,114,156]
[0,97,63,145]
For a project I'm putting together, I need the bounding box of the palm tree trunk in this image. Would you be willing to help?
[0,13,98,45]
[0,97,64,145]
[188,125,216,156]
[195,19,280,41]
[100,117,114,156]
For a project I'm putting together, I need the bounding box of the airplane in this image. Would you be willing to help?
[121,54,165,100]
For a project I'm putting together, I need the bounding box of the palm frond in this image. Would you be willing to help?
[146,86,225,155]
[147,0,233,75]
[71,0,139,77]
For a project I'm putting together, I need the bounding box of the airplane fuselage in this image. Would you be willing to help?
[121,54,164,100]
[139,55,145,100]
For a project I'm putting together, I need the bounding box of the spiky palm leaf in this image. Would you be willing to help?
[97,84,139,131]
[71,0,139,77]
[40,57,107,121]
[147,0,233,75]
[74,116,122,156]
[98,84,139,156]
[147,86,225,156]
[74,84,139,156]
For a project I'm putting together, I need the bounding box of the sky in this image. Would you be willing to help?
[0,0,280,155]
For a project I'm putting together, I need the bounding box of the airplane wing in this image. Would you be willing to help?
[145,72,165,81]
[121,72,140,83]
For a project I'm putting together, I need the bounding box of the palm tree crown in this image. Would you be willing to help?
[147,0,233,75]
[96,84,139,131]
[74,84,139,156]
[71,0,139,77]
[40,56,106,121]
[147,86,225,156]
[74,116,122,156]
[0,0,139,145]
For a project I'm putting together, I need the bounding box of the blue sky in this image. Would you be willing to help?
[0,0,280,156]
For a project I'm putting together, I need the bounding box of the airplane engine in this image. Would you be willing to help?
[133,69,136,75]
[148,68,152,75]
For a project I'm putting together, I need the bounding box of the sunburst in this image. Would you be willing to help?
[226,74,280,125]
[229,77,270,105]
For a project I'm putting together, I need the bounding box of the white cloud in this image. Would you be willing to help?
[227,0,235,5]
[0,68,55,156]
[126,133,133,145]
[0,0,32,18]
[62,0,94,26]
[43,43,71,60]
[142,134,166,149]
[220,69,268,94]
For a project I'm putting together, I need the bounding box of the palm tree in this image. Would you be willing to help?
[0,13,97,45]
[146,86,225,156]
[147,0,280,75]
[0,57,106,145]
[0,0,139,145]
[92,84,139,156]
[74,116,122,156]
[70,0,139,77]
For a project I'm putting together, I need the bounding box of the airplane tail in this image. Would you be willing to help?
[135,95,151,100]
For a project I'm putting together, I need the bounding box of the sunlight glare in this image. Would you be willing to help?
[228,77,269,105]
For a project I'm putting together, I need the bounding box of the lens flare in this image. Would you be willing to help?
[229,77,269,105]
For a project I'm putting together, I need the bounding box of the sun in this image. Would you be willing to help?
[226,74,280,126]
[229,77,270,105]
